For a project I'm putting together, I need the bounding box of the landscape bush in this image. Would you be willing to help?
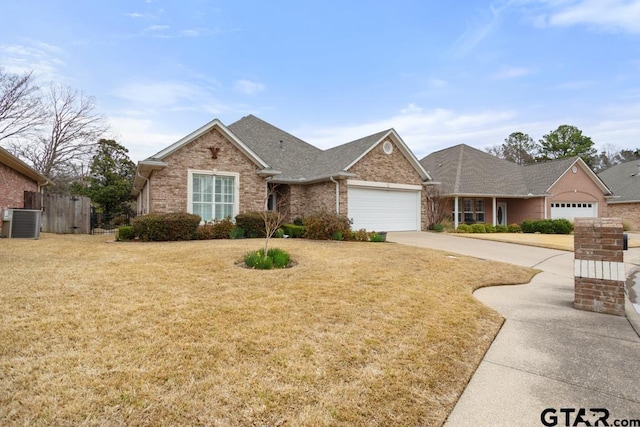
[235,212,268,238]
[508,223,521,233]
[116,225,135,241]
[521,219,573,234]
[456,224,471,233]
[471,224,486,233]
[351,228,370,241]
[282,224,306,238]
[131,213,201,241]
[484,224,496,233]
[369,232,386,242]
[196,217,235,240]
[495,225,509,233]
[303,211,351,240]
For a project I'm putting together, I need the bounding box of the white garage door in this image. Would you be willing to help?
[348,186,421,231]
[550,202,598,221]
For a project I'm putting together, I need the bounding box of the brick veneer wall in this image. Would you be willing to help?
[148,128,266,215]
[0,162,38,228]
[573,217,625,316]
[607,203,640,230]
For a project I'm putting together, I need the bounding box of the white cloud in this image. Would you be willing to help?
[540,0,640,33]
[114,81,204,108]
[234,79,265,95]
[492,66,533,79]
[144,25,170,32]
[295,104,519,158]
[107,115,182,162]
[0,41,65,81]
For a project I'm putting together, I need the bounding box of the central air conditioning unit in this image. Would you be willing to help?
[1,209,41,239]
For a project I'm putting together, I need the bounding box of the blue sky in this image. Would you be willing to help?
[1,0,640,162]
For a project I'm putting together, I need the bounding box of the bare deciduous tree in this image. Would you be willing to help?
[0,68,46,143]
[10,84,109,184]
[260,183,289,253]
[425,184,449,229]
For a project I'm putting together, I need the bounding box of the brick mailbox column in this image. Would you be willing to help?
[573,218,626,316]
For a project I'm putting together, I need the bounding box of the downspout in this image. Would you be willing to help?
[330,176,340,214]
[137,172,150,214]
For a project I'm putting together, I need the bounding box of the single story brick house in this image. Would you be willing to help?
[598,160,640,229]
[132,115,432,231]
[0,146,49,228]
[420,144,613,228]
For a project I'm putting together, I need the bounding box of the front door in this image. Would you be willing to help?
[497,202,507,226]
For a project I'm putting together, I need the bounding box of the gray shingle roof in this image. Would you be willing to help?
[228,115,409,182]
[421,144,529,195]
[228,115,322,180]
[598,160,640,203]
[420,144,589,196]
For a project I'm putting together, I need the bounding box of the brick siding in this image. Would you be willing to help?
[0,162,38,228]
[146,128,266,216]
[607,203,640,230]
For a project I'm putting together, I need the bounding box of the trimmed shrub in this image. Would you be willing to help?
[456,224,471,233]
[484,224,496,233]
[433,223,445,233]
[196,217,235,240]
[132,213,200,241]
[521,219,573,234]
[303,211,351,240]
[282,224,306,238]
[495,225,509,233]
[229,226,245,239]
[116,225,135,241]
[508,223,521,233]
[244,248,291,269]
[471,223,486,233]
[331,231,344,241]
[552,219,573,234]
[235,212,267,238]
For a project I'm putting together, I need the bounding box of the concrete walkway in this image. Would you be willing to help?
[387,232,640,426]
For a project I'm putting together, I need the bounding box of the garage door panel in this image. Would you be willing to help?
[348,187,420,231]
[550,202,597,221]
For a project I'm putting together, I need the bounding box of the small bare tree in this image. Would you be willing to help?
[259,183,289,254]
[11,83,109,185]
[0,68,46,143]
[425,184,449,229]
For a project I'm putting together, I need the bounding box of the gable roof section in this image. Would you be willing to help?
[598,160,640,203]
[312,129,431,182]
[0,146,49,186]
[227,115,321,181]
[132,118,273,195]
[421,144,529,196]
[420,144,611,197]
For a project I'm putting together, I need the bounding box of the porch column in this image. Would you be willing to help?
[454,196,459,229]
[492,197,497,226]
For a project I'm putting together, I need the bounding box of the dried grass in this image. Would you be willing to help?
[0,234,535,426]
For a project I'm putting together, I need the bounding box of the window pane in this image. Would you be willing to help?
[475,199,484,212]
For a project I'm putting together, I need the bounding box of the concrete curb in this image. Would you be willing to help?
[626,295,640,338]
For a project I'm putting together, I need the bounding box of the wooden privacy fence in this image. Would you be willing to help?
[24,191,91,234]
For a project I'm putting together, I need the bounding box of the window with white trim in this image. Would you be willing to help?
[454,198,486,224]
[188,170,238,222]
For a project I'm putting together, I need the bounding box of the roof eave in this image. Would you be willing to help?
[0,147,50,186]
[132,160,168,196]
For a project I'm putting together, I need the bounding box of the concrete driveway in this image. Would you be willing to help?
[387,231,640,426]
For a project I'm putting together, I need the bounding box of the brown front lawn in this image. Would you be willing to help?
[0,234,535,426]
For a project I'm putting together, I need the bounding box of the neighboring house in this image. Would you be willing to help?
[598,160,640,229]
[0,146,50,228]
[420,144,613,228]
[132,115,432,231]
